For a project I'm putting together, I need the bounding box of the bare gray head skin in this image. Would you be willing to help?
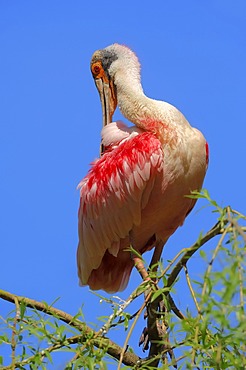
[90,48,118,79]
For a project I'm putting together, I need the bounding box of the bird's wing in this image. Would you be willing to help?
[77,132,164,285]
[101,120,143,149]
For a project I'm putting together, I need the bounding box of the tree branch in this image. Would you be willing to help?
[166,220,226,289]
[0,289,140,367]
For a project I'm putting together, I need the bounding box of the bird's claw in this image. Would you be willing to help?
[139,326,149,351]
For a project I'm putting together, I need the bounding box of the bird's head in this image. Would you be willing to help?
[90,44,140,131]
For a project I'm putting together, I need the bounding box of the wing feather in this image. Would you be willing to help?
[77,131,163,286]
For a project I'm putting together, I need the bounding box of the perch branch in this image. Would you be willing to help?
[0,289,139,367]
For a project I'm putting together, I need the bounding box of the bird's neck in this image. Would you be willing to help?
[115,73,169,137]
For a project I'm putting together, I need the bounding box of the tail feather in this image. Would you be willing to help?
[86,250,134,293]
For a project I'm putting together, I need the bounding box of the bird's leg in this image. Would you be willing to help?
[129,232,151,283]
[131,254,150,282]
[144,240,165,315]
[140,240,165,335]
[148,240,165,278]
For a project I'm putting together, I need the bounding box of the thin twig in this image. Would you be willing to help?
[231,208,246,221]
[227,207,246,243]
[117,293,150,370]
[230,217,245,311]
[10,297,20,370]
[167,293,186,319]
[2,334,81,370]
[183,264,201,315]
[201,225,230,299]
[99,280,149,334]
[228,208,246,354]
[191,324,200,367]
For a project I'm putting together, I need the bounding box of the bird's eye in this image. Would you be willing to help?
[91,63,102,76]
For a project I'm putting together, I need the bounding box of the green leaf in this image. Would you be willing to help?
[20,301,27,319]
[199,250,207,259]
[150,288,169,302]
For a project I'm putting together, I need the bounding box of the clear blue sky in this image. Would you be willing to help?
[1,1,246,368]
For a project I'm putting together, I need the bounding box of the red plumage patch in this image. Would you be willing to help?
[83,132,162,199]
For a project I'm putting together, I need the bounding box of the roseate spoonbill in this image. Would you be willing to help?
[77,44,208,293]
